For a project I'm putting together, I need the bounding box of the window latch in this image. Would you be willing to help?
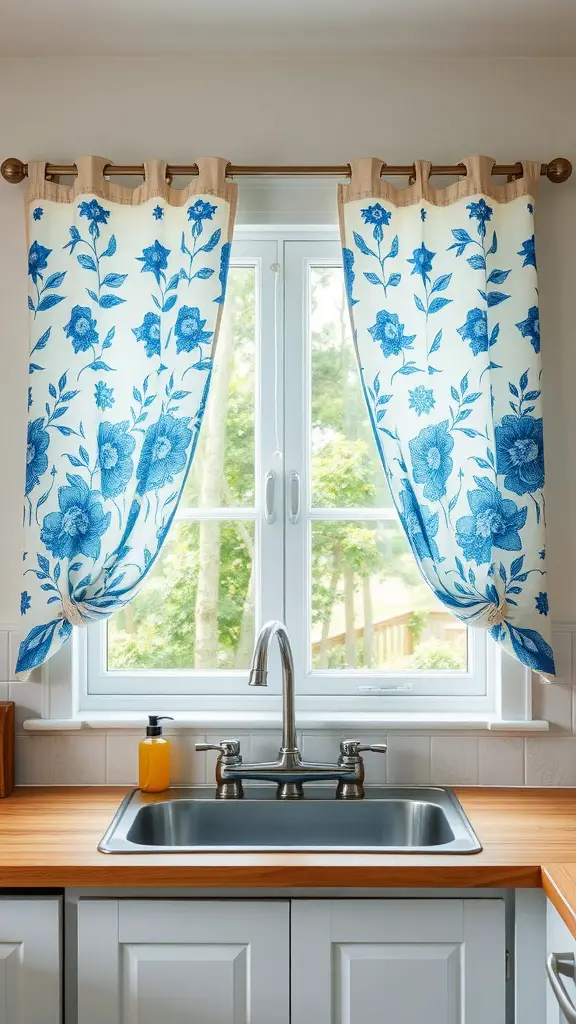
[264,470,276,524]
[289,471,301,524]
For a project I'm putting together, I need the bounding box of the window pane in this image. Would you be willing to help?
[107,519,255,670]
[310,519,467,671]
[310,266,392,509]
[182,266,256,508]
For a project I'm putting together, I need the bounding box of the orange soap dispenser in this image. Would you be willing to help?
[139,716,174,793]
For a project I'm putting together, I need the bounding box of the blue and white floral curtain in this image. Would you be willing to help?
[17,156,237,674]
[339,156,554,677]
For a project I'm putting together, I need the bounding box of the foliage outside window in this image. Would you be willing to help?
[85,236,481,703]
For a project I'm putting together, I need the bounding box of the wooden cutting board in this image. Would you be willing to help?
[0,703,15,797]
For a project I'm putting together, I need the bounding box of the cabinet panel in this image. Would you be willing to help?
[122,942,249,1024]
[0,898,60,1024]
[291,898,505,1024]
[77,899,289,1024]
[334,940,461,1024]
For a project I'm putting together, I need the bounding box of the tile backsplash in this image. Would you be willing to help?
[7,624,576,787]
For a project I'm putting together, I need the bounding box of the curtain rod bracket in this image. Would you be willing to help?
[1,155,572,185]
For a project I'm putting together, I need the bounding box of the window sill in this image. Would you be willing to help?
[22,712,550,733]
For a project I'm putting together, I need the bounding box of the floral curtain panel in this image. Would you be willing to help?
[18,156,237,674]
[339,156,554,677]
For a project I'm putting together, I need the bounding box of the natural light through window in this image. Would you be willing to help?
[86,234,486,705]
[107,265,257,671]
[308,266,467,674]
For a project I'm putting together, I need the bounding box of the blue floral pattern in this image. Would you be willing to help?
[495,411,544,497]
[368,309,415,359]
[408,243,435,283]
[398,482,441,563]
[94,381,115,411]
[516,306,540,353]
[455,477,527,565]
[215,242,232,305]
[17,164,236,674]
[137,240,170,283]
[25,418,50,496]
[28,242,51,284]
[136,413,192,493]
[133,312,162,358]
[408,385,435,417]
[457,307,489,356]
[409,421,454,501]
[65,305,99,353]
[467,199,492,238]
[518,236,536,268]
[40,475,110,561]
[174,306,213,357]
[340,158,554,676]
[97,422,136,499]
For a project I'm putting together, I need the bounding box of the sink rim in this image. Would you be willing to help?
[99,786,482,855]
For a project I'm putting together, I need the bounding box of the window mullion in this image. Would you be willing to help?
[284,241,345,686]
[254,241,285,693]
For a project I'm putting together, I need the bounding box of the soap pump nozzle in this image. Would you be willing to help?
[145,715,174,737]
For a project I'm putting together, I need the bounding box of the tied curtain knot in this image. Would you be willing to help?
[485,597,509,629]
[61,595,89,627]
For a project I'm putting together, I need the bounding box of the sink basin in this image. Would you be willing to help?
[99,787,481,854]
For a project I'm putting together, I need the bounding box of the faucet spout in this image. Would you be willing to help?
[203,620,383,797]
[248,620,297,751]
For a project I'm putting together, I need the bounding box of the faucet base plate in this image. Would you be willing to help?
[277,781,304,799]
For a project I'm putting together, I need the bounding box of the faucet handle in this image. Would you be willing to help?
[195,740,242,759]
[340,739,388,758]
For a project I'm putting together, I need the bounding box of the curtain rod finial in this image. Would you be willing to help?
[1,157,26,184]
[546,157,572,184]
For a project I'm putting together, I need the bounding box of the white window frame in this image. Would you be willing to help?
[63,225,510,720]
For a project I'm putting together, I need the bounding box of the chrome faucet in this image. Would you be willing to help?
[196,620,387,799]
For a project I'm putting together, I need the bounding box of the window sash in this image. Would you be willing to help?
[283,240,488,698]
[84,231,493,708]
[87,239,284,697]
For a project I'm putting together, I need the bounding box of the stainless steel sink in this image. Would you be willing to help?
[99,787,482,854]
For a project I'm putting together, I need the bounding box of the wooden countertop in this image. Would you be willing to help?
[0,786,575,900]
[542,865,576,937]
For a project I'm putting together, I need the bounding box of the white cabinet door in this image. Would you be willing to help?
[77,899,289,1024]
[0,898,61,1024]
[547,901,576,1023]
[291,898,506,1024]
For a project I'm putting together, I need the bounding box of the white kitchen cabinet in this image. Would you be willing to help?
[547,901,576,1023]
[0,897,61,1024]
[291,898,506,1024]
[77,899,289,1024]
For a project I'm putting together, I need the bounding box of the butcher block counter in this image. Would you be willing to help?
[0,786,573,918]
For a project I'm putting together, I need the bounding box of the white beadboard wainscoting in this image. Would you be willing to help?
[4,624,576,787]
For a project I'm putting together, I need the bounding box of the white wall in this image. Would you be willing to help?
[1,56,576,783]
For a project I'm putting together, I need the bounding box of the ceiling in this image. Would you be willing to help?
[1,0,576,57]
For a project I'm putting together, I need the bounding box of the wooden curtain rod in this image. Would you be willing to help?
[0,156,573,185]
